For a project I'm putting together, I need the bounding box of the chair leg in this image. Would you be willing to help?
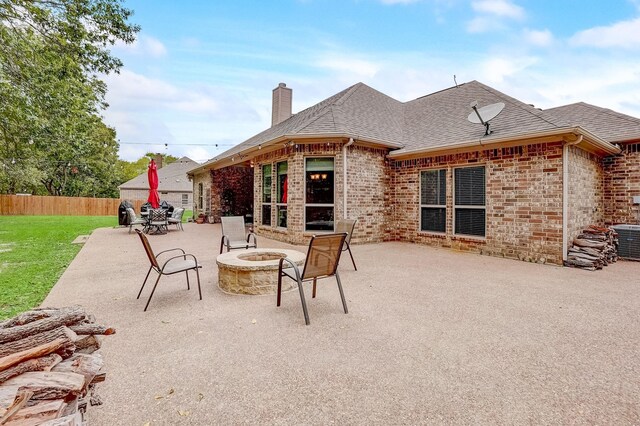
[137,267,153,299]
[297,279,310,325]
[219,237,224,254]
[195,267,202,300]
[312,278,317,298]
[346,243,357,271]
[185,270,190,290]
[335,272,348,314]
[144,274,163,311]
[277,272,283,307]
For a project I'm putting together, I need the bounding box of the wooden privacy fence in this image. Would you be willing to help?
[0,195,146,216]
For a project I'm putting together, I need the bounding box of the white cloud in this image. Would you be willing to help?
[113,35,168,58]
[570,17,640,49]
[471,0,525,19]
[466,16,505,33]
[478,56,538,84]
[523,28,553,47]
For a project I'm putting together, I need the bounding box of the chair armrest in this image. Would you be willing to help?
[220,235,229,254]
[279,257,302,280]
[247,232,257,245]
[156,247,186,257]
[160,253,200,272]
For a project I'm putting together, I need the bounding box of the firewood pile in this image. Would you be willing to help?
[0,306,114,425]
[565,225,619,270]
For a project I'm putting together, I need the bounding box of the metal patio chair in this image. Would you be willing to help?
[126,207,147,234]
[277,233,348,325]
[135,229,202,311]
[147,208,168,234]
[219,216,257,254]
[335,219,358,270]
[168,207,185,231]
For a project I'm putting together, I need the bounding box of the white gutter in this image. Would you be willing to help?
[343,138,355,220]
[562,135,583,263]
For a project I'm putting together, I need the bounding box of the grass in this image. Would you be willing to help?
[0,216,116,320]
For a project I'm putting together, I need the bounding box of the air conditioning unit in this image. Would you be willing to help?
[612,224,640,260]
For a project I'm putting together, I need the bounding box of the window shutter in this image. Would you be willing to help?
[455,167,485,206]
[421,169,446,205]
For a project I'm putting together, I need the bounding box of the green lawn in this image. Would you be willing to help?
[0,216,116,320]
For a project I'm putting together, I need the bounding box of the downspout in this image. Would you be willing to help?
[343,138,355,220]
[562,134,583,263]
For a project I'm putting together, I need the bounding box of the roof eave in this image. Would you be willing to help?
[188,133,403,174]
[387,127,621,160]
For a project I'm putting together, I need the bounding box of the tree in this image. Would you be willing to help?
[0,0,139,196]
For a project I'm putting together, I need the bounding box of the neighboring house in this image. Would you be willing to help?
[187,82,640,265]
[119,156,199,208]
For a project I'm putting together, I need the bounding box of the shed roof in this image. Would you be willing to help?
[119,157,199,192]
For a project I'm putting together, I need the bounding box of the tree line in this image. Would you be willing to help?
[0,0,151,197]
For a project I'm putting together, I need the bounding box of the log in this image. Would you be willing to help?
[37,411,82,426]
[2,400,65,426]
[572,238,606,249]
[52,354,103,388]
[68,324,115,336]
[0,309,86,345]
[0,354,62,384]
[0,389,33,425]
[0,327,77,359]
[0,339,67,374]
[3,372,85,401]
[0,312,50,330]
[73,335,101,354]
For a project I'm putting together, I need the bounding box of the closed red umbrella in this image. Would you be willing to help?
[147,159,160,209]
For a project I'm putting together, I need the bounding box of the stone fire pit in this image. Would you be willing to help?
[216,248,306,295]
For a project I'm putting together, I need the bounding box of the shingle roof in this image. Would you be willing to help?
[119,157,199,192]
[192,80,636,171]
[545,102,640,143]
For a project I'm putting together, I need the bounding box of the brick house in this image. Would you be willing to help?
[187,82,640,265]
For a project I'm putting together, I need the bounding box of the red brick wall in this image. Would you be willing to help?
[567,146,605,242]
[604,141,640,225]
[390,141,565,264]
[210,166,254,223]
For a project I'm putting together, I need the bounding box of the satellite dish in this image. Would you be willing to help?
[467,101,505,135]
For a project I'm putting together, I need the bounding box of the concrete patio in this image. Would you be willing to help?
[44,223,640,425]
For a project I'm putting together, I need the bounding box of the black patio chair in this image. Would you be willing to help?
[135,229,202,311]
[277,233,348,325]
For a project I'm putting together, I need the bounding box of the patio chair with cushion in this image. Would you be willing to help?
[219,216,257,254]
[277,233,348,325]
[335,218,358,270]
[135,229,202,311]
[168,208,185,231]
[127,208,147,234]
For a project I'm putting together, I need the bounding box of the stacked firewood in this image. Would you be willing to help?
[565,225,619,270]
[0,306,114,425]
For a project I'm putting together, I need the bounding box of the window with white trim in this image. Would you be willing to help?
[305,157,334,231]
[420,169,446,233]
[261,164,272,226]
[454,166,485,237]
[197,183,203,210]
[182,193,188,206]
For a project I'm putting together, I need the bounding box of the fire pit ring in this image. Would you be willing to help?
[216,248,306,295]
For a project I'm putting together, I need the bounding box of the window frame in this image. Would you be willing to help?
[275,161,288,229]
[197,183,203,211]
[261,164,272,226]
[181,193,188,206]
[453,164,486,238]
[304,156,335,233]
[419,168,447,234]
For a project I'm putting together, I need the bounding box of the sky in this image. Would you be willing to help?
[104,0,640,163]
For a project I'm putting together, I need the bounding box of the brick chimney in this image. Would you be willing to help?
[272,83,292,126]
[154,153,163,169]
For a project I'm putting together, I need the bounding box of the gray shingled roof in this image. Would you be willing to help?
[119,157,199,192]
[545,102,640,143]
[192,80,636,171]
